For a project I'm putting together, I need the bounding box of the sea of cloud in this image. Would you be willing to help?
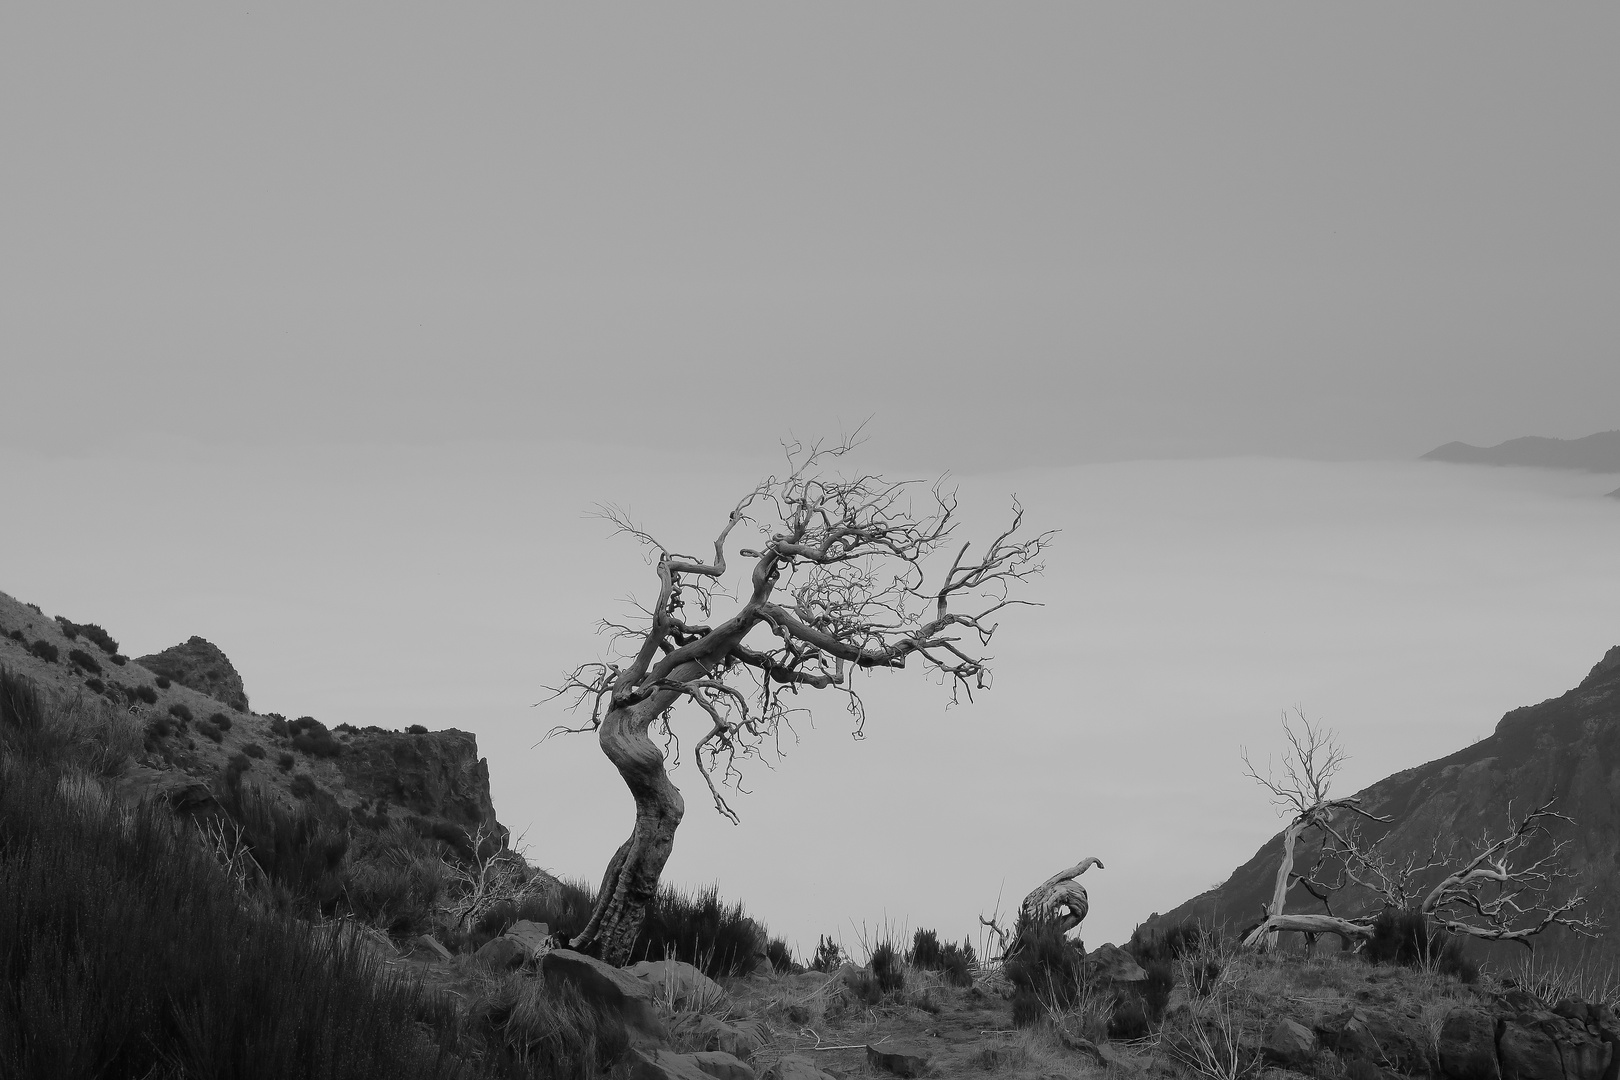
[3,441,1617,956]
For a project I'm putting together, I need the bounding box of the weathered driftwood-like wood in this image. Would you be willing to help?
[1018,856,1104,938]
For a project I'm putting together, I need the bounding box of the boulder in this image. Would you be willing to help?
[633,1050,718,1080]
[1439,1009,1501,1080]
[1316,1007,1426,1072]
[1500,1010,1613,1080]
[866,1042,930,1078]
[504,920,551,961]
[409,934,453,962]
[1083,943,1148,984]
[762,1055,838,1080]
[629,958,729,1011]
[1264,1018,1318,1068]
[668,1012,768,1060]
[542,949,668,1050]
[1500,1015,1567,1080]
[687,1052,757,1080]
[475,936,525,972]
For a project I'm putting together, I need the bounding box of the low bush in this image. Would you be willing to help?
[940,939,976,987]
[1141,958,1174,1022]
[633,883,768,978]
[343,825,451,936]
[908,927,943,969]
[147,716,173,739]
[0,749,475,1079]
[168,703,193,723]
[77,623,119,655]
[871,940,905,993]
[109,654,126,666]
[290,716,342,758]
[1004,921,1085,1026]
[407,724,429,735]
[488,879,598,946]
[243,742,266,759]
[278,752,295,772]
[209,711,233,730]
[811,934,844,972]
[68,648,102,675]
[199,723,224,744]
[85,678,105,694]
[1363,907,1477,982]
[56,618,79,640]
[225,751,252,786]
[135,685,157,705]
[154,675,171,689]
[7,629,24,642]
[215,781,347,910]
[30,639,59,663]
[269,714,290,737]
[289,774,319,801]
[468,971,630,1079]
[766,937,797,973]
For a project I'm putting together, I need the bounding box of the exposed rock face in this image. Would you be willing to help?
[334,728,504,845]
[136,636,249,711]
[1144,645,1620,967]
[1422,430,1620,472]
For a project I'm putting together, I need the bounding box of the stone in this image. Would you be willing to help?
[1083,943,1148,983]
[668,1013,769,1060]
[504,920,551,961]
[1315,1007,1425,1071]
[1500,1015,1566,1080]
[687,1051,757,1080]
[409,934,453,962]
[633,1050,718,1080]
[762,1055,838,1080]
[629,958,729,1011]
[1439,1009,1501,1080]
[866,1042,930,1078]
[1263,1018,1318,1068]
[542,948,668,1050]
[474,936,525,972]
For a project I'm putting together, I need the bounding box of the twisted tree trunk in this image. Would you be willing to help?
[568,701,685,965]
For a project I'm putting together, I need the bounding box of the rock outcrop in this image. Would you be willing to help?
[333,727,504,845]
[135,636,249,711]
[1144,645,1620,967]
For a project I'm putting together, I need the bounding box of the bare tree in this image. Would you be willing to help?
[1240,713,1598,950]
[1239,711,1388,948]
[546,436,1054,964]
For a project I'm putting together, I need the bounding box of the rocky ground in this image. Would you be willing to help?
[373,919,1619,1080]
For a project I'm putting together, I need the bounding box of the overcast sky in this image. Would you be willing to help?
[3,5,1616,468]
[3,7,1618,952]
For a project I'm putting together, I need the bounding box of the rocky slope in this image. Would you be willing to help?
[136,635,250,712]
[1422,430,1620,473]
[0,588,507,847]
[1143,645,1620,968]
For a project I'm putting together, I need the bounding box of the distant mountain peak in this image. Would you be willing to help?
[1422,429,1620,473]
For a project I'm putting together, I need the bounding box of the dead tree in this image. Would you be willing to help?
[1241,714,1598,950]
[1240,711,1389,949]
[546,436,1053,965]
[978,857,1103,959]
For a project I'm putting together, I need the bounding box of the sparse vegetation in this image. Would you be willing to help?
[168,702,192,723]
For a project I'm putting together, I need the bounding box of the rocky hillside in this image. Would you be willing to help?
[1143,645,1620,968]
[0,587,507,848]
[1422,429,1620,473]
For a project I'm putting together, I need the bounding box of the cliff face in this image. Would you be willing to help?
[334,728,504,845]
[1145,646,1620,966]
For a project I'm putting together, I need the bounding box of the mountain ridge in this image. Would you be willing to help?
[1140,644,1620,966]
[1422,429,1620,473]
